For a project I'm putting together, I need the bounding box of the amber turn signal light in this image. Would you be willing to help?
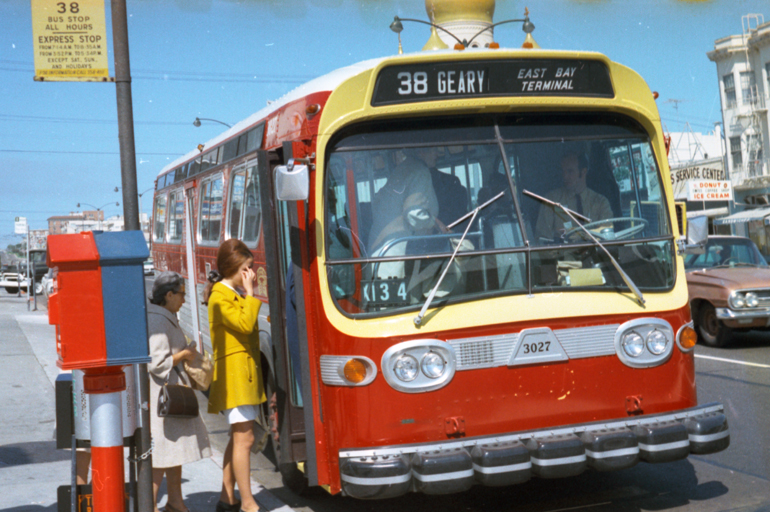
[343,359,368,384]
[680,326,697,349]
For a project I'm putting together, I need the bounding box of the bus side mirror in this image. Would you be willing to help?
[680,216,708,254]
[275,159,309,201]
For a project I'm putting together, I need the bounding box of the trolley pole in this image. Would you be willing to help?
[111,2,153,511]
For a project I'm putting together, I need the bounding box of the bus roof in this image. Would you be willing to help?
[157,56,388,177]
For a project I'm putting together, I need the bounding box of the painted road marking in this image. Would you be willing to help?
[695,354,770,369]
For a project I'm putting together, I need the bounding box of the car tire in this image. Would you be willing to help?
[698,304,732,348]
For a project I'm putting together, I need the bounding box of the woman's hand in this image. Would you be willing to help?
[242,267,256,296]
[173,346,197,366]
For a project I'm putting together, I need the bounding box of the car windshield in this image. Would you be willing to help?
[685,238,768,269]
[325,113,675,317]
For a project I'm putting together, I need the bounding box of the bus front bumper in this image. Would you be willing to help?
[338,403,728,499]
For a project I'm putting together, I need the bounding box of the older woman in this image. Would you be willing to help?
[148,272,211,512]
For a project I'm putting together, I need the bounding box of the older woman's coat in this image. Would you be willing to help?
[147,302,211,468]
[207,282,266,415]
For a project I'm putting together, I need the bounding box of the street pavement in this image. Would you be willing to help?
[0,291,293,512]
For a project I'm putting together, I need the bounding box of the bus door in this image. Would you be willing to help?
[257,148,317,487]
[183,180,202,350]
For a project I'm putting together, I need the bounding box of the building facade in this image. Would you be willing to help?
[708,14,770,254]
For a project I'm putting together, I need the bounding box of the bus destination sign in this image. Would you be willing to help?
[372,59,614,106]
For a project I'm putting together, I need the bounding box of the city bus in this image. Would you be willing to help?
[151,40,729,498]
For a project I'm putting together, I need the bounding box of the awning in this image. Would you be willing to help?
[713,206,770,225]
[686,207,729,219]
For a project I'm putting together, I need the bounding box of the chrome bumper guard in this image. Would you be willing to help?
[716,307,770,320]
[338,403,729,499]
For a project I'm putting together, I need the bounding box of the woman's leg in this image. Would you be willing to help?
[231,420,258,512]
[165,466,187,512]
[220,435,238,505]
[152,468,166,512]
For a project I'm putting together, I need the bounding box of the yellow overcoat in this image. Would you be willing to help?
[207,282,267,415]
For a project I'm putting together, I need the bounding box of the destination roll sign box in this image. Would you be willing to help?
[372,59,614,106]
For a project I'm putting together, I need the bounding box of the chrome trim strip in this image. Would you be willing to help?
[689,430,729,443]
[638,440,690,452]
[340,473,411,486]
[716,307,770,320]
[530,454,586,466]
[338,404,725,459]
[585,447,639,459]
[472,461,531,474]
[412,469,474,482]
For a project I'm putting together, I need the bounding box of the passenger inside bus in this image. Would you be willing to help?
[534,150,614,243]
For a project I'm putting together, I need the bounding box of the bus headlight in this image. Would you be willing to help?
[646,330,668,355]
[622,332,644,357]
[421,351,446,379]
[615,318,675,368]
[381,340,456,393]
[394,354,419,382]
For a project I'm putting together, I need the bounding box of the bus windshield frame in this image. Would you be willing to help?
[324,113,675,318]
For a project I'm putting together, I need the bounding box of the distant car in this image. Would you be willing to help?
[684,235,770,347]
[143,258,155,276]
[41,268,55,297]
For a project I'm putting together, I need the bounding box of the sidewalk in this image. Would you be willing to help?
[0,291,293,512]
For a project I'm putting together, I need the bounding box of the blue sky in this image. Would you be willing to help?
[1,0,768,243]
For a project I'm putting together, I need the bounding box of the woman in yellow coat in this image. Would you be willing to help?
[205,239,266,512]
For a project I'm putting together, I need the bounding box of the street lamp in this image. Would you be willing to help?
[193,117,232,128]
[76,201,120,231]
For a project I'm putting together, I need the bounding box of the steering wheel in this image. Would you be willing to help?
[563,217,649,242]
[720,257,739,266]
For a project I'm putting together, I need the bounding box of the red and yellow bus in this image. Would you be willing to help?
[151,33,728,498]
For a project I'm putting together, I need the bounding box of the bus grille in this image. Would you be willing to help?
[449,324,619,370]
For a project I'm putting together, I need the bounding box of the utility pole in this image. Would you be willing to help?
[111,2,153,511]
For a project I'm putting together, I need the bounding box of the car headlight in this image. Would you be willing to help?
[731,294,746,308]
[745,292,759,308]
[646,330,668,355]
[621,332,645,357]
[393,354,419,382]
[421,351,446,379]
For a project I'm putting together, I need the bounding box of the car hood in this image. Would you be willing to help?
[686,266,770,291]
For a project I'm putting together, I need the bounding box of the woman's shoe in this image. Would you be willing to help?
[214,500,241,512]
[164,503,189,512]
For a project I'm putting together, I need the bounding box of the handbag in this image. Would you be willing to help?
[157,367,199,418]
[183,350,214,391]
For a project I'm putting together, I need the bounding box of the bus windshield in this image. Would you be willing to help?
[325,113,675,317]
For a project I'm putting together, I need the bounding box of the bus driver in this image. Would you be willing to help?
[535,150,613,243]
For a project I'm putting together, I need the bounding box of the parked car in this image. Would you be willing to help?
[143,257,154,276]
[41,268,55,297]
[0,250,48,294]
[684,235,770,347]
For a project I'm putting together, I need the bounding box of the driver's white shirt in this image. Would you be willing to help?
[535,186,613,240]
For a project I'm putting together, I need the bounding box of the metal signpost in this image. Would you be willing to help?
[31,0,150,509]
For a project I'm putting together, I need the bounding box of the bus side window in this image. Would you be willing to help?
[153,194,167,243]
[199,176,224,244]
[242,166,262,245]
[167,190,185,243]
[229,170,246,240]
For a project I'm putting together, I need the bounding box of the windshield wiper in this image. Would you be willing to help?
[523,189,646,307]
[414,191,505,326]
